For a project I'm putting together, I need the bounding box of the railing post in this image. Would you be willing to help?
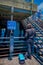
[9,30,14,60]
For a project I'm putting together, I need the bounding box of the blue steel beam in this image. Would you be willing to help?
[14,8,31,13]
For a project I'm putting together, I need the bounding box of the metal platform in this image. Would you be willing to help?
[0,0,37,22]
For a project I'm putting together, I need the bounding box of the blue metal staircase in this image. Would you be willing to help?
[0,16,43,64]
[27,17,43,64]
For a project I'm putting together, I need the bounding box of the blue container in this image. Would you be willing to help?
[18,53,25,64]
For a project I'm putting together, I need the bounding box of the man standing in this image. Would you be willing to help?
[25,24,36,59]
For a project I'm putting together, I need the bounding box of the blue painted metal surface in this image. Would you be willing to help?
[1,29,6,37]
[9,33,14,60]
[25,0,31,2]
[14,8,30,13]
[7,21,16,30]
[28,17,43,64]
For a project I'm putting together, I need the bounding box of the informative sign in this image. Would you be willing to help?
[7,21,16,30]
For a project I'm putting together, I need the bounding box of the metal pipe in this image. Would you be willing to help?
[0,37,25,39]
[0,36,43,40]
[11,7,14,21]
[0,41,10,43]
[0,41,26,43]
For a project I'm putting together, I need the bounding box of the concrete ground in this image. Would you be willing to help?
[0,56,40,65]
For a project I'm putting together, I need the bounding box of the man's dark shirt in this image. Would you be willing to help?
[25,28,36,40]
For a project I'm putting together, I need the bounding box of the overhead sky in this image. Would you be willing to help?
[25,0,43,5]
[34,0,43,5]
[34,0,43,14]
